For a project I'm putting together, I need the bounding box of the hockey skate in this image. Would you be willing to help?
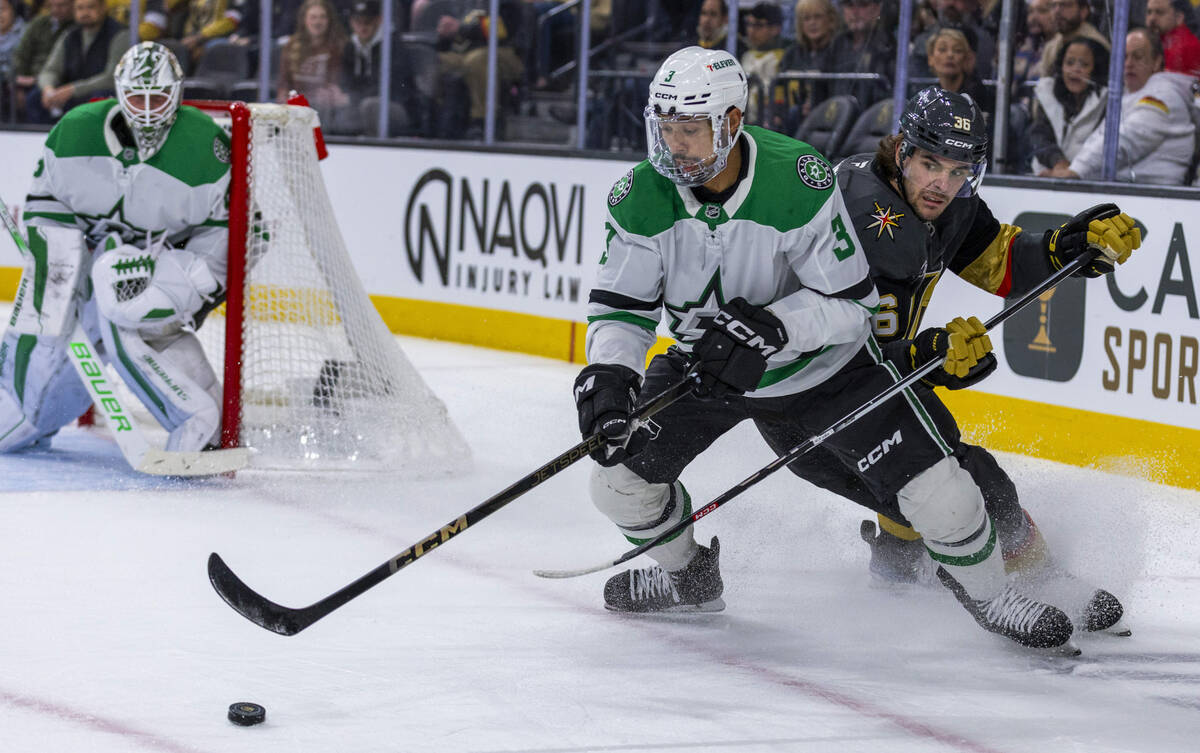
[936,567,1075,650]
[1011,558,1127,636]
[860,520,936,586]
[604,537,725,613]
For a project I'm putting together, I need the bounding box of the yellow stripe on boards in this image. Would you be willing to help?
[938,388,1200,492]
[0,266,1194,492]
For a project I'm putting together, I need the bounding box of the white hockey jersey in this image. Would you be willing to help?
[23,99,232,283]
[589,125,879,399]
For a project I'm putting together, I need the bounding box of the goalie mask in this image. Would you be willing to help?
[114,42,185,161]
[645,46,748,187]
[898,86,988,198]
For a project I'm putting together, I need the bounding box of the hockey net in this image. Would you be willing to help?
[191,100,468,471]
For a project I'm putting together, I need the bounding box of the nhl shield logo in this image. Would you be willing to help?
[609,169,634,206]
[797,154,833,190]
[704,204,720,219]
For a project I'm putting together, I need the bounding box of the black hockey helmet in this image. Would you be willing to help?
[898,86,987,196]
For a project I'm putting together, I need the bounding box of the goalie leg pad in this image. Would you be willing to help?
[0,329,92,452]
[10,225,88,338]
[897,456,1005,600]
[92,242,221,334]
[99,323,221,452]
[590,463,697,571]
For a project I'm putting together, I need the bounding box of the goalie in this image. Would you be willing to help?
[0,42,229,454]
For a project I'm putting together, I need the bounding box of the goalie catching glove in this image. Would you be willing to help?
[692,297,787,399]
[885,315,996,390]
[92,234,223,333]
[574,363,651,466]
[1044,203,1141,278]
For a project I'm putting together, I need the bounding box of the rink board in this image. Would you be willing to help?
[0,133,1196,489]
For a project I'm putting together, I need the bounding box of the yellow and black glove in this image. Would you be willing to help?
[889,315,997,390]
[1045,203,1141,278]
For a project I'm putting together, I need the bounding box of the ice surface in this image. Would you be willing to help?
[1,335,1197,752]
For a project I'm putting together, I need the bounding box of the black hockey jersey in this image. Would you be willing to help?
[834,155,1054,343]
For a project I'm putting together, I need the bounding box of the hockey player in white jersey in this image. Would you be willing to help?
[0,42,229,454]
[574,46,1077,650]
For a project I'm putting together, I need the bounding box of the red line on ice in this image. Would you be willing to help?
[0,688,213,753]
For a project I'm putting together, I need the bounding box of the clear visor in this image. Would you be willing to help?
[900,145,986,199]
[644,107,737,187]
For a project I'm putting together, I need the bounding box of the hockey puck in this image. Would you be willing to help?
[227,702,266,726]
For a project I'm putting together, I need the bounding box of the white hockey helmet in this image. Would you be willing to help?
[114,42,185,160]
[644,46,748,186]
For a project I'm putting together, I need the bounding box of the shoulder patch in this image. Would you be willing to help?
[213,136,230,164]
[797,153,834,190]
[609,169,634,206]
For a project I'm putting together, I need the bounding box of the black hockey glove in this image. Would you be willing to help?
[574,363,649,467]
[887,316,997,390]
[692,298,788,399]
[1044,203,1141,278]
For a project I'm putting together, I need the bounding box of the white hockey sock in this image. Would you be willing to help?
[590,464,698,571]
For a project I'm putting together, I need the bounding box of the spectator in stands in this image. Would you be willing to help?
[435,6,523,137]
[827,0,894,108]
[140,0,243,68]
[0,0,26,71]
[1046,27,1195,185]
[741,2,788,125]
[140,0,189,44]
[0,0,24,118]
[10,0,73,120]
[342,0,381,101]
[32,0,128,123]
[1039,0,1108,78]
[1013,0,1052,92]
[911,0,996,79]
[696,0,734,53]
[775,0,840,129]
[1029,36,1107,175]
[278,0,350,114]
[1146,0,1200,78]
[925,27,989,112]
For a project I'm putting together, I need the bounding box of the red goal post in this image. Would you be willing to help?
[183,95,468,471]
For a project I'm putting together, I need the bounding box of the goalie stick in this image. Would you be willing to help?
[534,251,1098,580]
[0,196,250,476]
[207,366,701,635]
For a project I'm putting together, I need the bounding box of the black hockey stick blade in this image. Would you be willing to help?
[208,553,312,636]
[208,369,699,635]
[535,254,1094,580]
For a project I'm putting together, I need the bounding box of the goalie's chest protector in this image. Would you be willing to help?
[835,155,977,343]
[31,100,230,245]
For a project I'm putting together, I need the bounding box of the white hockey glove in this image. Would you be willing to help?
[93,234,222,332]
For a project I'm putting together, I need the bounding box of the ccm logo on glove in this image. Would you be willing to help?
[711,308,785,357]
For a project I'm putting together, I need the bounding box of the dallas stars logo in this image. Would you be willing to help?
[76,197,159,245]
[665,270,725,343]
[865,201,904,240]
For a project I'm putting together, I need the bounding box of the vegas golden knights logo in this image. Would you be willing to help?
[1003,213,1086,382]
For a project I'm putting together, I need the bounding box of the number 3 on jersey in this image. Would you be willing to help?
[831,214,856,261]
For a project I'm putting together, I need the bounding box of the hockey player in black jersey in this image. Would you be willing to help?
[803,86,1139,634]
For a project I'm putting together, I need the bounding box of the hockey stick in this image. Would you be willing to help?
[207,367,701,635]
[534,253,1096,580]
[0,196,250,476]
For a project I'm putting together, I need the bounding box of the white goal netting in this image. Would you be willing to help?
[199,103,468,471]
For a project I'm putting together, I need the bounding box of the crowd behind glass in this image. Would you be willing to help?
[1,0,1198,185]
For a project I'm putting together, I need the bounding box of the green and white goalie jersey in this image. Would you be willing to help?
[23,99,232,281]
[588,125,879,399]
